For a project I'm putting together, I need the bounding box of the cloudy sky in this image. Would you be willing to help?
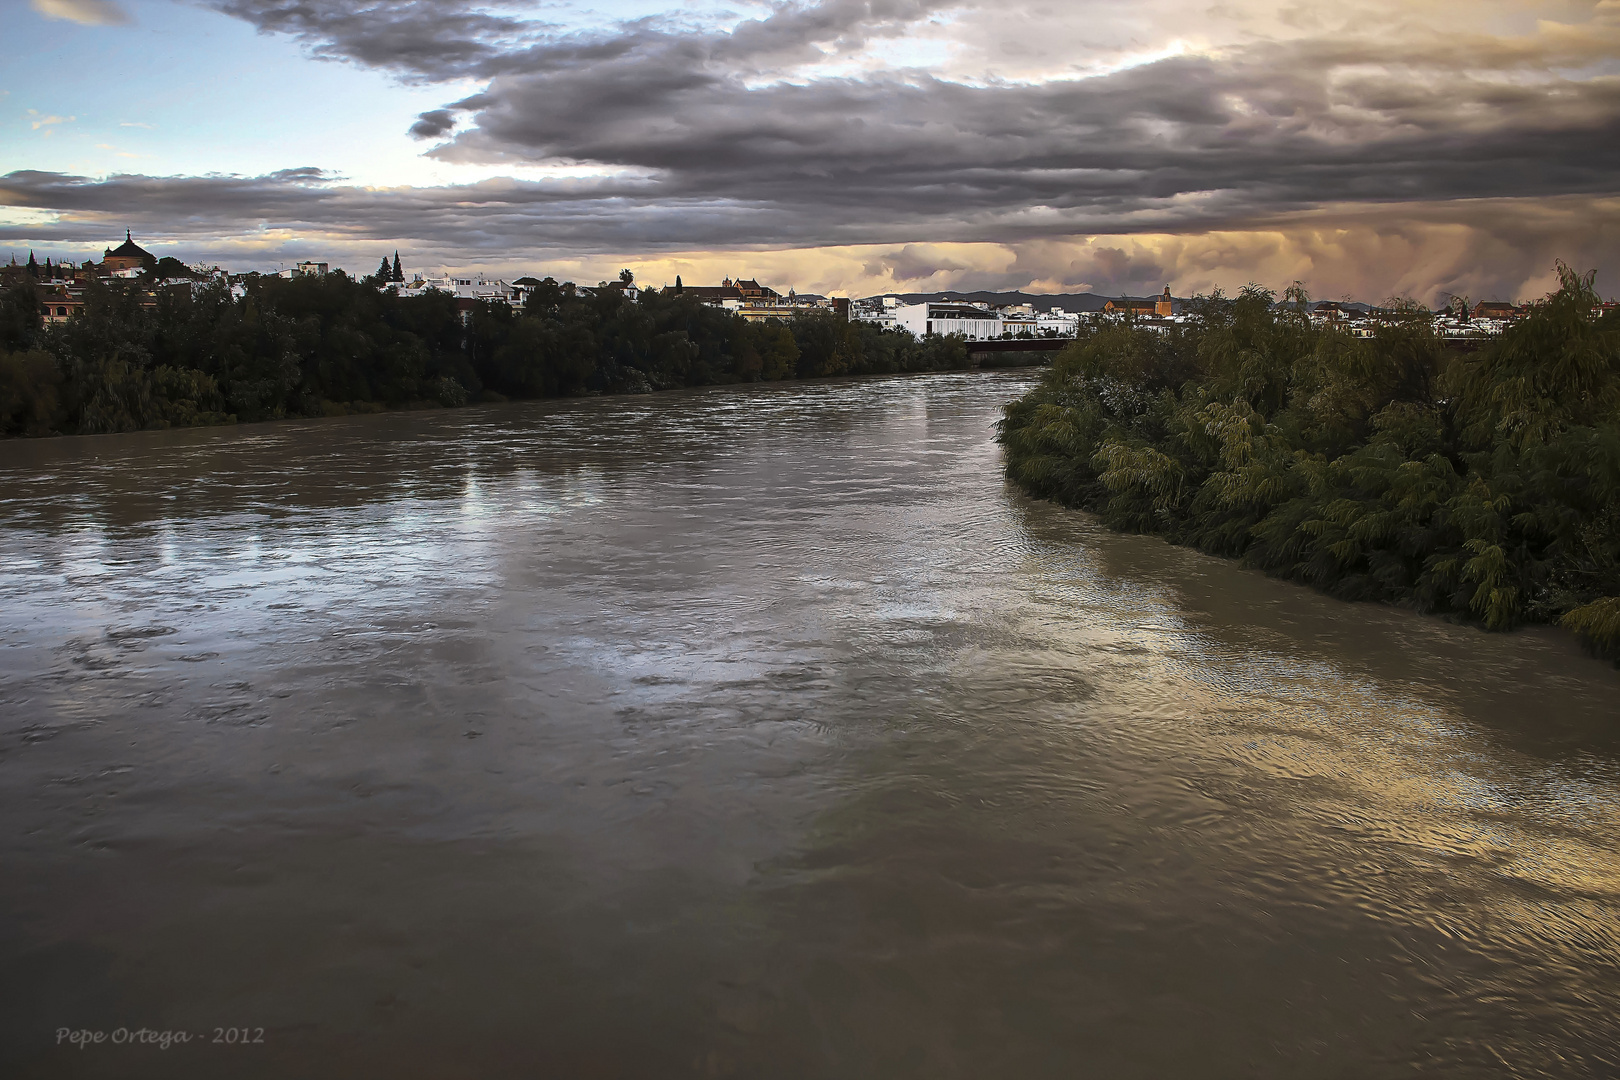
[3,0,1618,301]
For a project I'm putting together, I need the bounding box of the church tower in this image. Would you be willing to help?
[1155,285,1173,318]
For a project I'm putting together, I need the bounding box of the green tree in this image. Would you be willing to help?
[0,349,64,435]
[1000,265,1620,648]
[0,280,43,351]
[151,257,195,281]
[747,321,799,381]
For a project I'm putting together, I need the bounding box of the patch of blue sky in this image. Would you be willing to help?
[563,0,771,31]
[4,1,492,184]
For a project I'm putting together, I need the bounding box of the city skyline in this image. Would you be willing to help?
[3,0,1618,305]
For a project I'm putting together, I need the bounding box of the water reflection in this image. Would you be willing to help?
[2,371,1618,1078]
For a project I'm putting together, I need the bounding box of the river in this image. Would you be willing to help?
[2,370,1618,1078]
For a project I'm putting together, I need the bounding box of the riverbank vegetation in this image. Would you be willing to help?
[1000,266,1620,656]
[0,271,968,439]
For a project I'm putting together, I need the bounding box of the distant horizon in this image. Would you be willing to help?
[4,242,1583,309]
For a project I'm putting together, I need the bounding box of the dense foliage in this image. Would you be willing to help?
[1000,266,1620,655]
[0,271,968,438]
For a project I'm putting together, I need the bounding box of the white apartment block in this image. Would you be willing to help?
[849,295,903,330]
[854,296,1081,341]
[892,301,1003,341]
[391,276,521,306]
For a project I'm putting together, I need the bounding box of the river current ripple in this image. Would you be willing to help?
[2,371,1619,1077]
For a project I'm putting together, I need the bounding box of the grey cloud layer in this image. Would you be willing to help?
[209,0,550,80]
[194,0,1620,249]
[210,1,949,81]
[0,168,760,251]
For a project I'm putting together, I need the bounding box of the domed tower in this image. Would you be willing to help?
[101,230,155,273]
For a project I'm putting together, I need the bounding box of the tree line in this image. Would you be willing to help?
[0,270,969,438]
[999,265,1620,656]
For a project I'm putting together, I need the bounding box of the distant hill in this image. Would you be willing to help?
[1299,300,1379,313]
[859,290,1173,313]
[863,291,1391,314]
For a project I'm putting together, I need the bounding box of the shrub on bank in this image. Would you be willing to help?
[999,266,1620,654]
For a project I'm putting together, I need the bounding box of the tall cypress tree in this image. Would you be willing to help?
[26,251,38,278]
[392,251,403,282]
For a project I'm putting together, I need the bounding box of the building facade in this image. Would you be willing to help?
[100,231,154,274]
[892,302,1004,341]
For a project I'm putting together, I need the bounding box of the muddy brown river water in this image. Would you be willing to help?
[2,370,1619,1078]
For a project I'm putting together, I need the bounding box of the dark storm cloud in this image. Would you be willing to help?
[445,57,1620,235]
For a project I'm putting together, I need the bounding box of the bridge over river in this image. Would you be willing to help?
[967,337,1069,366]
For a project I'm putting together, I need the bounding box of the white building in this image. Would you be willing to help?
[1036,309,1079,336]
[998,305,1079,337]
[850,295,903,330]
[856,296,1080,340]
[892,301,1004,341]
[445,276,518,302]
[391,276,521,306]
